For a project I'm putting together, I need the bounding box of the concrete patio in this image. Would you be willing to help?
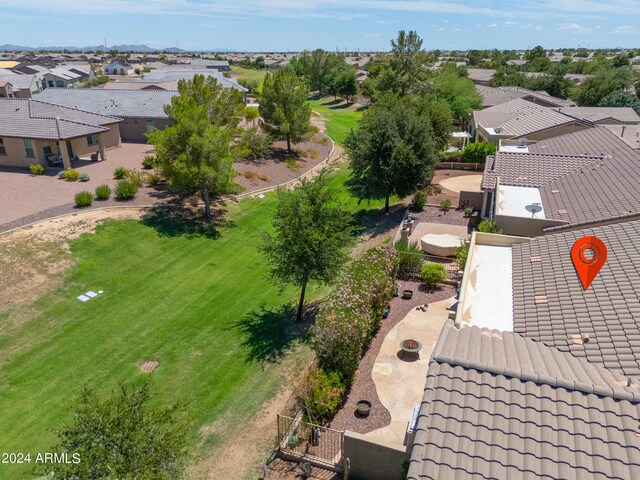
[364,296,456,446]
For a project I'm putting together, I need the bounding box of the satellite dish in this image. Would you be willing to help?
[495,127,503,134]
[525,203,542,218]
[518,137,528,147]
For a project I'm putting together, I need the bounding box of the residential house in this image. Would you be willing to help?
[554,106,640,125]
[0,72,43,98]
[466,68,496,86]
[476,85,575,109]
[0,82,13,98]
[0,98,122,169]
[35,88,176,141]
[103,61,135,75]
[188,59,231,71]
[142,68,248,100]
[604,124,640,150]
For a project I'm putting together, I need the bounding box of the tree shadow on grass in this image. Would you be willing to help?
[350,204,406,239]
[236,301,320,365]
[140,205,233,239]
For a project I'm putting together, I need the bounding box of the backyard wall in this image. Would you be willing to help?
[119,117,172,142]
[459,190,483,210]
[495,214,567,237]
[343,431,409,480]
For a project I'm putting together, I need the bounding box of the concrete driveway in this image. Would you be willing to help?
[0,143,155,228]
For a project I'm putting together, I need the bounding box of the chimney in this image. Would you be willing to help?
[621,126,626,137]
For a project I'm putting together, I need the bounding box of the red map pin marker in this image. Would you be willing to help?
[571,236,607,290]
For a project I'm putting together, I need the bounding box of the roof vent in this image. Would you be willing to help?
[534,295,548,304]
[551,189,560,194]
[582,334,590,344]
[628,378,633,387]
[530,256,542,263]
[558,209,567,214]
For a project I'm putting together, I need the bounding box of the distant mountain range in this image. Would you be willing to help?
[0,44,187,53]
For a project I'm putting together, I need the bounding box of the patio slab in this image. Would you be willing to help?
[364,296,456,446]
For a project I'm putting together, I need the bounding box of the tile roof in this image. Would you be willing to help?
[476,85,574,108]
[408,322,640,480]
[512,218,640,377]
[556,107,640,124]
[0,72,37,90]
[34,88,177,118]
[142,68,247,92]
[528,125,635,157]
[604,125,640,151]
[0,98,118,140]
[482,151,602,190]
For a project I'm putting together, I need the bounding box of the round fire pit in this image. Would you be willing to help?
[400,338,422,359]
[401,289,414,299]
[356,400,371,417]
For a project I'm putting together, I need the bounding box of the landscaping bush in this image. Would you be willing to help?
[79,172,90,182]
[424,184,441,197]
[95,184,111,200]
[114,180,138,200]
[464,206,474,217]
[410,193,426,211]
[57,171,66,179]
[478,219,503,234]
[142,155,159,170]
[421,263,448,287]
[29,163,45,175]
[238,126,273,159]
[126,169,146,188]
[113,166,128,179]
[74,191,93,208]
[303,368,346,424]
[395,240,424,280]
[64,169,80,182]
[462,141,496,164]
[440,198,452,212]
[455,241,470,271]
[314,245,399,381]
[146,172,162,185]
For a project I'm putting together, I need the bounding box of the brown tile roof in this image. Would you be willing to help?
[408,322,640,480]
[482,151,602,190]
[528,125,635,157]
[476,85,575,108]
[556,106,640,124]
[604,125,640,151]
[512,218,640,376]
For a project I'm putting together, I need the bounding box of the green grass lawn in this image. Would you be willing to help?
[307,96,364,146]
[230,66,267,93]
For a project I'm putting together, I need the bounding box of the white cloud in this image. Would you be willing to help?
[504,21,519,26]
[487,23,498,28]
[556,22,593,33]
[611,25,635,34]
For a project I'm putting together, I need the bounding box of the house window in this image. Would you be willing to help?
[87,134,98,146]
[56,81,64,88]
[43,140,52,155]
[24,139,34,157]
[0,138,6,155]
[48,80,54,88]
[146,119,155,133]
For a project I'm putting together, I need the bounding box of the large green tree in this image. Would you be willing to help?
[598,89,640,114]
[260,173,352,322]
[572,67,634,106]
[36,381,190,480]
[259,68,312,153]
[345,95,438,213]
[148,74,242,220]
[298,49,337,95]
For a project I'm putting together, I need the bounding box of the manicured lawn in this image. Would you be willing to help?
[308,96,364,146]
[230,66,267,93]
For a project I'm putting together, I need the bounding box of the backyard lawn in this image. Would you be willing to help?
[230,65,267,93]
[307,96,364,146]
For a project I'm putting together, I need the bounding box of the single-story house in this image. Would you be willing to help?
[0,98,122,169]
[188,59,231,71]
[604,124,640,151]
[0,81,13,98]
[0,72,43,98]
[476,85,575,109]
[103,61,135,75]
[466,68,496,86]
[18,65,91,89]
[34,88,176,142]
[554,106,640,125]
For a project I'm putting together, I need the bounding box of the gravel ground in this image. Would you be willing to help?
[329,280,456,435]
[409,205,470,227]
[426,169,481,207]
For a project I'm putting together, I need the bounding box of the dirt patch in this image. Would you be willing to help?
[0,208,144,312]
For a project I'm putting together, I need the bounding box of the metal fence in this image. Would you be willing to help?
[276,413,344,472]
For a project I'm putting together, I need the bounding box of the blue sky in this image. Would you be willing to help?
[0,0,638,51]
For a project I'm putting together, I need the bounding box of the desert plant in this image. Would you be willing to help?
[285,158,300,170]
[95,184,111,200]
[411,193,426,211]
[440,198,452,212]
[126,169,147,188]
[74,191,93,208]
[303,368,346,424]
[464,206,474,217]
[395,240,424,280]
[115,179,138,200]
[146,172,162,185]
[113,166,128,179]
[64,169,80,182]
[425,184,442,196]
[141,155,159,170]
[478,219,503,234]
[454,241,470,271]
[57,171,66,179]
[421,263,448,287]
[238,126,273,159]
[79,172,90,182]
[30,163,45,175]
[462,141,496,164]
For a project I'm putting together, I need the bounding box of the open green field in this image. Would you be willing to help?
[307,96,364,146]
[230,66,267,93]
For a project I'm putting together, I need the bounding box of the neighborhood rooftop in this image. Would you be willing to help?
[408,322,640,480]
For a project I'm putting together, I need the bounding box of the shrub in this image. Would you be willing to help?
[95,184,111,200]
[114,180,138,200]
[57,170,66,179]
[142,155,159,170]
[454,241,470,271]
[74,191,93,208]
[478,219,503,234]
[421,263,448,287]
[395,240,424,280]
[464,206,474,217]
[30,163,45,175]
[285,158,299,170]
[440,198,452,212]
[243,170,269,181]
[64,169,80,182]
[314,246,399,380]
[238,126,272,159]
[410,193,426,211]
[146,172,162,185]
[79,172,90,182]
[303,368,346,423]
[462,141,496,164]
[126,169,146,188]
[113,166,128,179]
[425,184,442,196]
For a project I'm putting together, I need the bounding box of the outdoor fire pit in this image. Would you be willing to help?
[401,289,414,299]
[356,400,372,417]
[400,338,423,359]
